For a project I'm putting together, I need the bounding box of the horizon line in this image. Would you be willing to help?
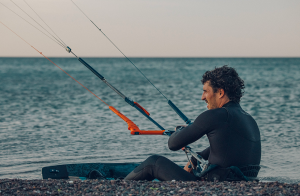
[1,56,300,58]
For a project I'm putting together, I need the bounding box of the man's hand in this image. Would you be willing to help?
[175,125,187,132]
[183,161,196,174]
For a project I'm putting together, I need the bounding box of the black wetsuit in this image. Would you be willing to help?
[125,101,261,181]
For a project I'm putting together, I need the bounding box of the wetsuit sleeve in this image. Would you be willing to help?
[168,109,227,151]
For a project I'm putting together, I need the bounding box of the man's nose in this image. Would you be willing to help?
[201,93,205,100]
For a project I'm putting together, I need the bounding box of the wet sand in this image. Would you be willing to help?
[1,179,299,195]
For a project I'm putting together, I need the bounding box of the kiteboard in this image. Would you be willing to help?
[42,163,140,180]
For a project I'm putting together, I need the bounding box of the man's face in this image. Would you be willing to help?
[201,81,219,110]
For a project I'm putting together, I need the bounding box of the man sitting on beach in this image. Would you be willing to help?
[125,65,261,181]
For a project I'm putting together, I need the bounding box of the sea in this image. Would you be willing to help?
[0,57,300,183]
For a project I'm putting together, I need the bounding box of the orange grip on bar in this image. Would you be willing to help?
[130,130,166,135]
[109,106,140,132]
[109,106,165,135]
[134,102,150,116]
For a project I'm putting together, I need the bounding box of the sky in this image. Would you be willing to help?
[0,0,299,57]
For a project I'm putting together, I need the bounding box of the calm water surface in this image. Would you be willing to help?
[0,57,300,183]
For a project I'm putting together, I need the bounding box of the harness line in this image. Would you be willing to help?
[70,0,192,125]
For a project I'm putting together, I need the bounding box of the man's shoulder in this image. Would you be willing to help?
[196,107,229,122]
[201,107,228,115]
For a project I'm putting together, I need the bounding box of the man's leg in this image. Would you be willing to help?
[124,155,197,181]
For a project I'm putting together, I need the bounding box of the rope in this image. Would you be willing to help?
[23,0,68,48]
[0,1,65,49]
[70,0,90,21]
[0,20,109,107]
[10,0,66,48]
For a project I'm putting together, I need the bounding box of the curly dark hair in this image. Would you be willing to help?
[201,65,245,103]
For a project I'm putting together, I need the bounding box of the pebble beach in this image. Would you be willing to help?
[1,179,300,196]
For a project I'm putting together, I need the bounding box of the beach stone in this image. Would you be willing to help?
[111,180,116,184]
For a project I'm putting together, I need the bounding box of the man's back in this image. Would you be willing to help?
[168,101,261,168]
[207,101,261,167]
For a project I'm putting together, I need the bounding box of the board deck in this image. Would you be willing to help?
[42,163,140,180]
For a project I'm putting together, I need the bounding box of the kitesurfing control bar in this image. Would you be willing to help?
[77,57,164,130]
[109,106,168,135]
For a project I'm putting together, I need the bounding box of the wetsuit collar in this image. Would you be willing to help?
[222,101,239,108]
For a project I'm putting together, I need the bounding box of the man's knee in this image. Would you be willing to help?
[144,155,164,165]
[131,155,163,173]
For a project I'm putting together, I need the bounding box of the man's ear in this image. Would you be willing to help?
[219,89,225,98]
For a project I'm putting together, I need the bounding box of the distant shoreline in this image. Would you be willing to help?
[1,57,300,59]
